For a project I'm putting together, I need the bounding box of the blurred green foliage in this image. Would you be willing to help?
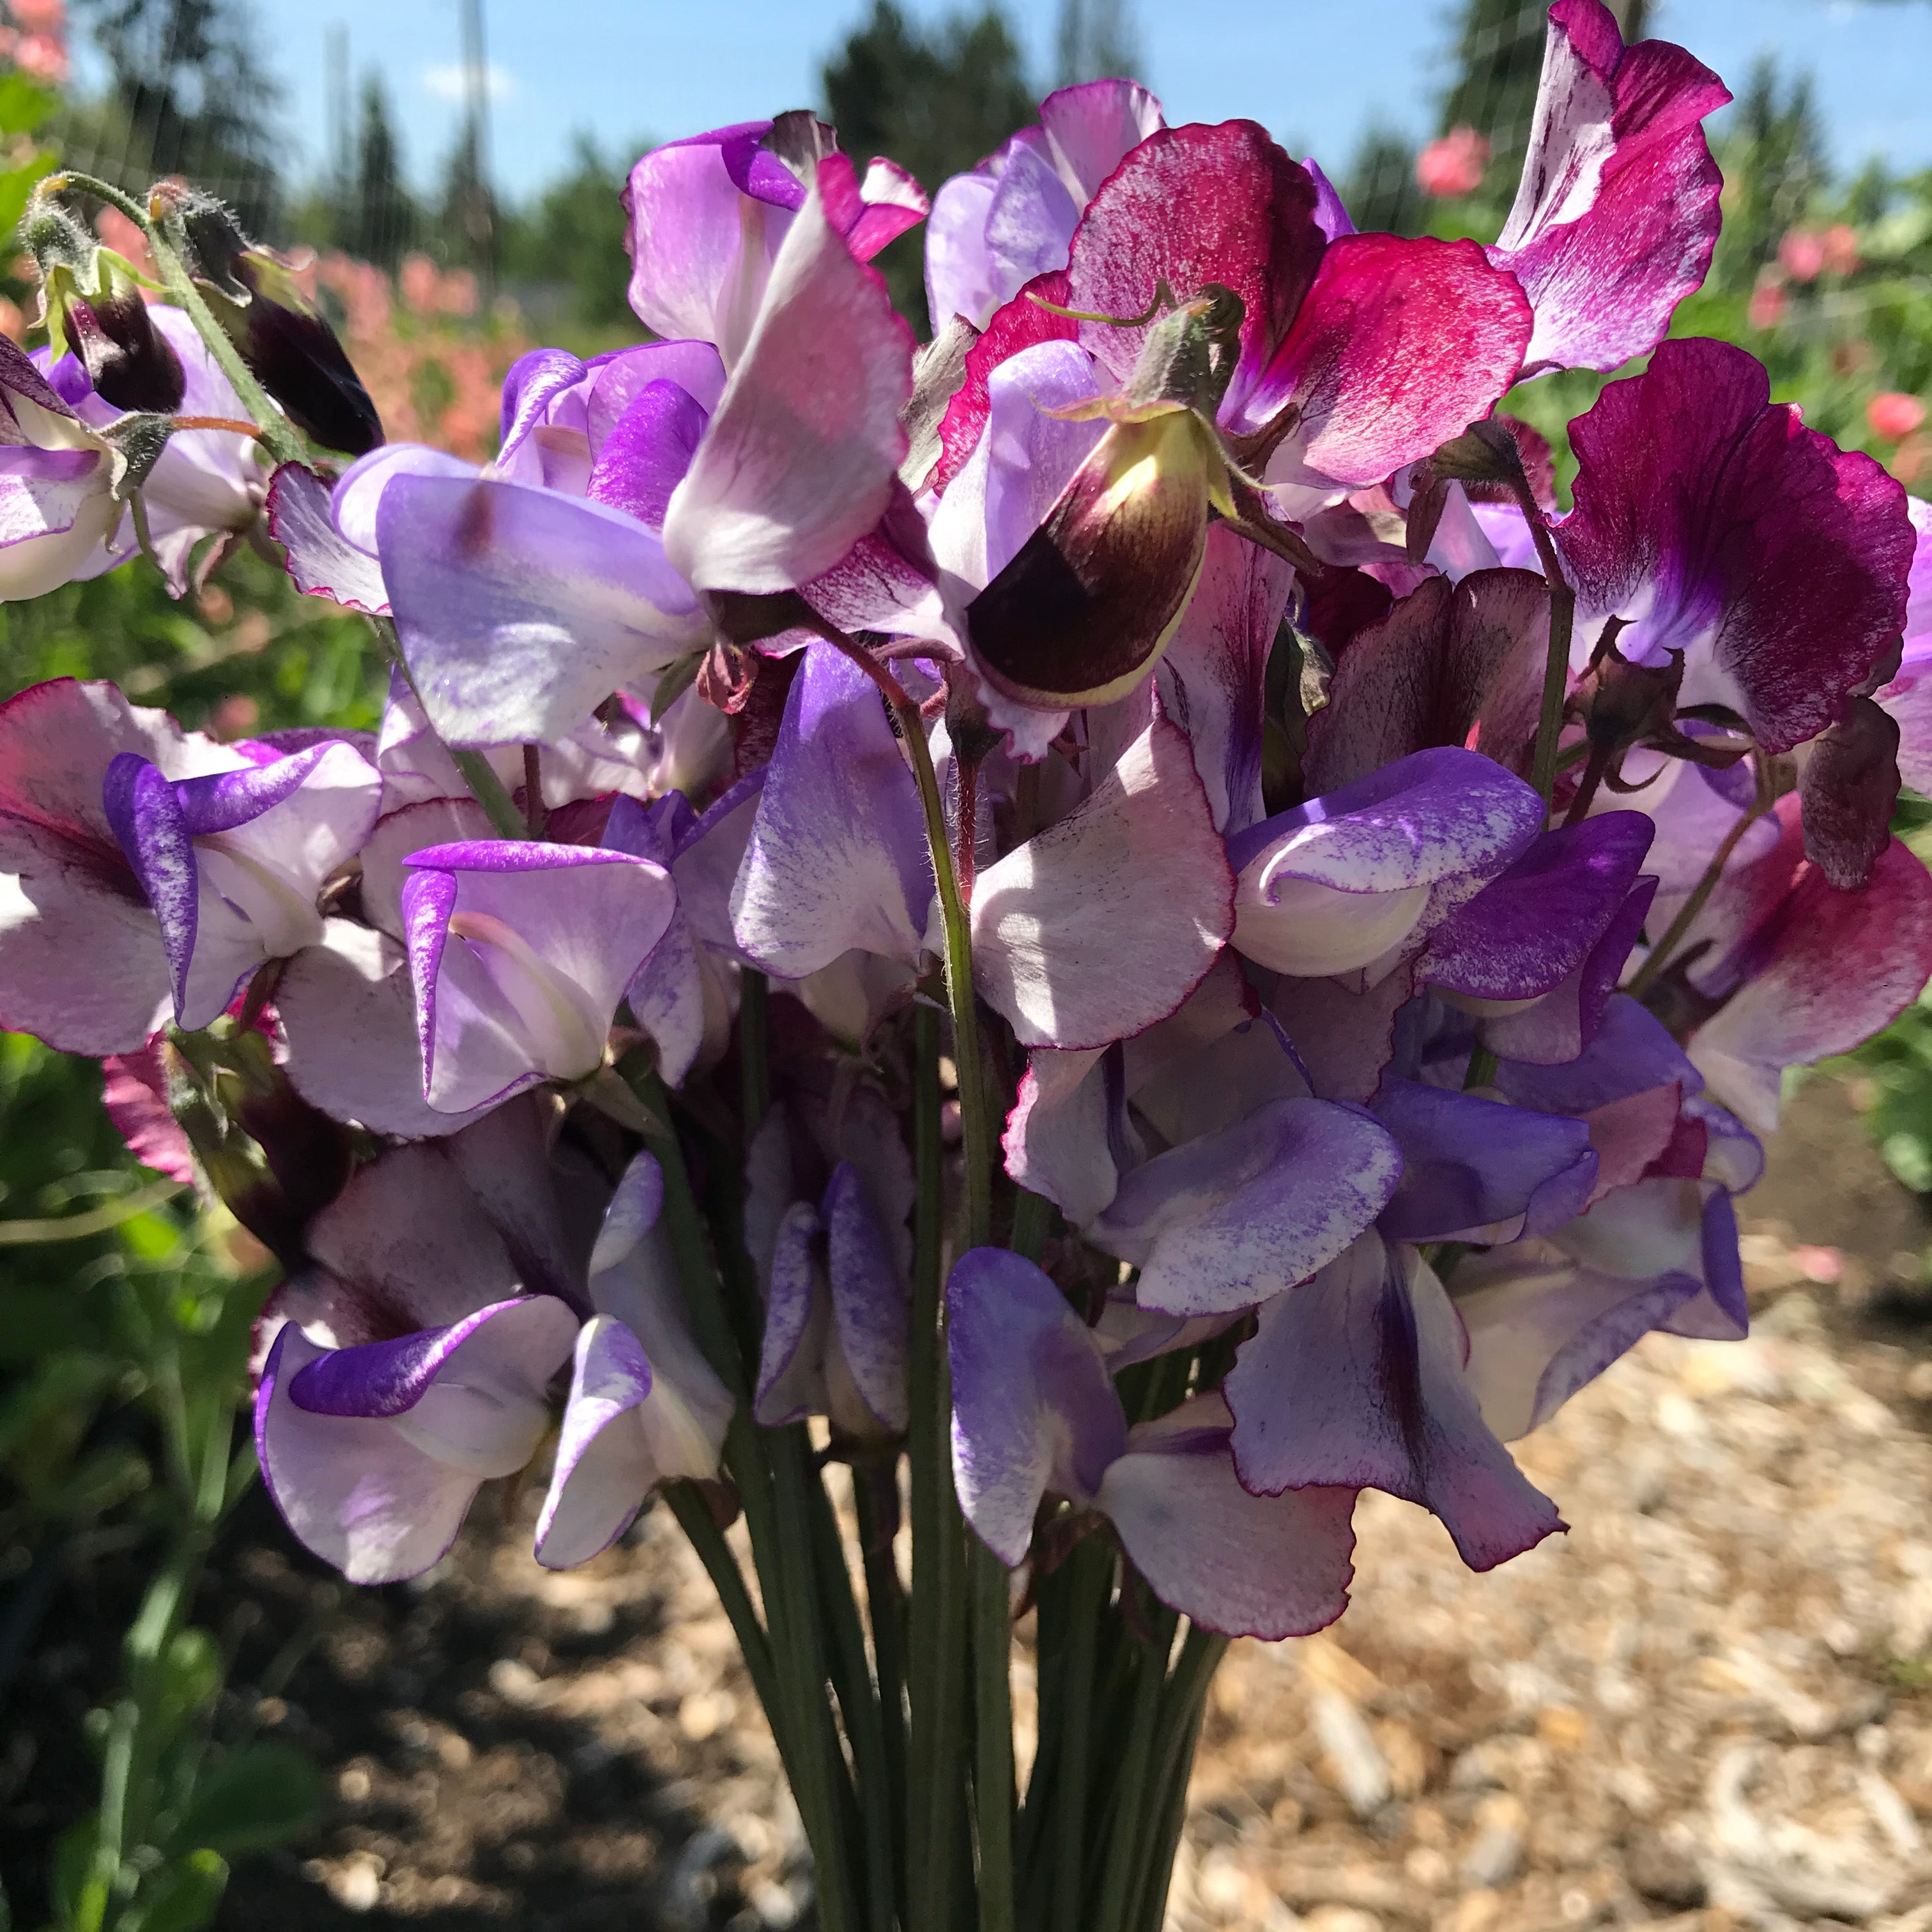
[1,555,374,1930]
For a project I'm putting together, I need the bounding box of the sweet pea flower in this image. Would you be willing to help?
[1873,496,1932,792]
[1488,0,1731,376]
[535,1151,735,1568]
[1869,392,1926,441]
[924,79,1165,332]
[104,737,383,1029]
[926,116,1530,742]
[625,113,926,371]
[948,1248,1358,1640]
[276,144,919,751]
[0,333,126,599]
[729,642,1234,1052]
[254,1101,588,1583]
[0,678,263,1054]
[400,838,678,1114]
[41,305,266,595]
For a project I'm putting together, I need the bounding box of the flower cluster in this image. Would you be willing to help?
[3,1,1931,1652]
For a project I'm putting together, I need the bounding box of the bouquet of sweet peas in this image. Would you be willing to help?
[5,4,1931,1925]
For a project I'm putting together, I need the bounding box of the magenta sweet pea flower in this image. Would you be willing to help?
[1873,496,1932,793]
[1489,0,1731,377]
[926,116,1532,740]
[1557,340,1914,755]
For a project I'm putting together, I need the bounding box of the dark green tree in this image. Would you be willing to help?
[349,75,418,272]
[499,134,640,333]
[1710,55,1826,289]
[438,116,502,285]
[66,0,282,233]
[1341,125,1424,236]
[822,1,1036,332]
[1056,0,1141,86]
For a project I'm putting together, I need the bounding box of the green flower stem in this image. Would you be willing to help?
[665,1482,781,1726]
[1625,772,1770,1000]
[1092,1616,1172,1932]
[855,1459,910,1919]
[740,966,771,1128]
[140,202,307,468]
[1127,1626,1226,1930]
[808,1472,898,1932]
[970,1539,1016,1932]
[908,1001,967,1931]
[621,1061,856,1930]
[1008,1187,1053,1263]
[1048,1540,1108,1932]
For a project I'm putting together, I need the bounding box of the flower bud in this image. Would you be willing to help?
[160,186,383,454]
[25,204,185,413]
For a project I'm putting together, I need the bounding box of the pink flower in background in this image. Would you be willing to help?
[1416,126,1490,198]
[399,254,440,314]
[1747,272,1787,330]
[1869,392,1927,441]
[0,297,23,343]
[1778,228,1827,282]
[1820,222,1860,275]
[15,29,64,81]
[10,0,65,33]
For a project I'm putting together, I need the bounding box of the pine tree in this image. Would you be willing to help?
[68,0,282,233]
[1342,126,1424,238]
[1711,56,1827,289]
[498,134,638,330]
[1056,0,1140,86]
[822,1,1036,332]
[351,76,418,271]
[438,114,501,283]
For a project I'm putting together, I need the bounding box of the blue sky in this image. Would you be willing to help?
[84,0,1932,201]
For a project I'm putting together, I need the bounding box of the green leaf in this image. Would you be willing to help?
[149,1629,222,1746]
[0,1285,99,1361]
[45,1813,98,1928]
[171,1742,323,1859]
[0,150,57,243]
[0,72,56,136]
[119,1851,229,1932]
[40,1444,150,1524]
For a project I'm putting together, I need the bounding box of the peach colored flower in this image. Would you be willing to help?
[1747,273,1787,330]
[1777,228,1826,282]
[15,31,66,82]
[1414,126,1489,199]
[1868,392,1927,441]
[1820,223,1859,276]
[10,0,64,33]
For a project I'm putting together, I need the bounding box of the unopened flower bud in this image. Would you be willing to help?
[161,187,383,455]
[26,203,185,413]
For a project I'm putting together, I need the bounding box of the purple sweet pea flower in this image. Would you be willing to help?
[0,334,126,599]
[0,678,266,1055]
[625,116,926,371]
[1227,747,1545,980]
[1225,1232,1567,1572]
[103,737,383,1029]
[400,839,678,1115]
[535,1151,735,1568]
[730,643,1235,1052]
[253,1101,590,1583]
[947,1247,1358,1640]
[276,157,916,751]
[924,79,1165,332]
